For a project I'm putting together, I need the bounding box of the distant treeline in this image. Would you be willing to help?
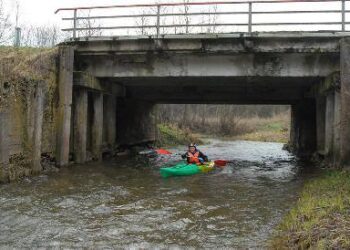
[157,104,290,136]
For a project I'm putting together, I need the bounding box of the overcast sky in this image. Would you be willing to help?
[3,0,203,26]
[2,0,346,35]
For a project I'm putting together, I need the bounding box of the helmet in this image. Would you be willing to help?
[188,143,197,148]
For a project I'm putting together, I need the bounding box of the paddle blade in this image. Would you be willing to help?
[214,160,227,167]
[156,149,172,155]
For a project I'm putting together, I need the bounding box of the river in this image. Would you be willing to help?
[0,140,318,249]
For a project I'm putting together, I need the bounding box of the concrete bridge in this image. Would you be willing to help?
[56,32,350,167]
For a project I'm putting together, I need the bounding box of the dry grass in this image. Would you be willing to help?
[234,113,290,143]
[156,123,203,147]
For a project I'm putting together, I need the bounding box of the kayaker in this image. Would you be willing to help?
[182,143,208,164]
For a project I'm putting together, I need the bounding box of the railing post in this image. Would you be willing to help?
[248,2,253,33]
[156,5,161,38]
[342,0,346,31]
[73,9,77,39]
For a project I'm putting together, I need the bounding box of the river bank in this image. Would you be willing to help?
[270,170,350,249]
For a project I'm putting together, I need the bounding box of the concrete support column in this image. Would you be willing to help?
[340,38,350,166]
[333,91,341,164]
[73,89,88,164]
[290,99,317,157]
[56,46,74,167]
[32,84,44,173]
[92,93,103,161]
[325,92,335,157]
[117,99,156,145]
[316,97,326,154]
[105,95,117,146]
[0,112,9,183]
[289,104,299,152]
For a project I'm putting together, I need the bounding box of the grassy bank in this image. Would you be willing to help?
[156,124,203,147]
[233,113,290,143]
[270,170,350,249]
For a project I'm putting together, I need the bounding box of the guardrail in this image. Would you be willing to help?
[55,0,350,38]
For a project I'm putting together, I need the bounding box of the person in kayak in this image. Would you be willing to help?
[182,143,208,164]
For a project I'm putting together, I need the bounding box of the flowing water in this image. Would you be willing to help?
[0,140,319,249]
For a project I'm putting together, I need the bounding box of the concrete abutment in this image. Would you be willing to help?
[0,113,10,183]
[340,38,350,167]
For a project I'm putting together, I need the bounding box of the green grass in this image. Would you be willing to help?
[234,116,290,143]
[156,124,203,147]
[270,170,350,249]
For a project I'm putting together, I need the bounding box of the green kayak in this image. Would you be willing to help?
[160,161,215,178]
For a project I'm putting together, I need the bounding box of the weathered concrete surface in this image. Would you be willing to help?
[73,89,88,164]
[316,97,326,154]
[340,38,350,166]
[117,99,156,145]
[56,46,74,167]
[73,33,342,54]
[32,84,44,174]
[325,92,335,157]
[104,96,117,147]
[0,112,9,183]
[74,72,126,96]
[92,92,103,161]
[333,91,341,164]
[80,53,339,79]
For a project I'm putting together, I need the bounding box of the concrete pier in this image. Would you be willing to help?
[117,99,156,145]
[316,97,326,154]
[56,46,74,167]
[0,113,9,183]
[290,100,316,157]
[73,89,88,164]
[32,84,44,173]
[92,93,103,161]
[325,93,335,158]
[340,38,350,166]
[104,96,117,147]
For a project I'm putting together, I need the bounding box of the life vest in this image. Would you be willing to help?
[188,151,200,164]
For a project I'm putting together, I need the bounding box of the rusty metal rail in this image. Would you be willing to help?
[55,0,350,38]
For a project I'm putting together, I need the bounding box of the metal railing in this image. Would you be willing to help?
[55,0,350,39]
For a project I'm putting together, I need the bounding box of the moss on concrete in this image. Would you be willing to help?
[0,46,59,182]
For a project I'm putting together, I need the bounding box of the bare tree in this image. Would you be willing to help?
[183,0,191,34]
[21,24,65,47]
[78,10,102,37]
[135,9,151,35]
[0,0,11,44]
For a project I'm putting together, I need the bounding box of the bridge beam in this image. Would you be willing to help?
[340,38,350,167]
[56,46,74,167]
[73,89,88,164]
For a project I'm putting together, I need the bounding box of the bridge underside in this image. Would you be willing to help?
[55,34,350,168]
[106,76,318,104]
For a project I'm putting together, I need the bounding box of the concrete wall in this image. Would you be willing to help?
[117,99,156,146]
[290,99,317,158]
